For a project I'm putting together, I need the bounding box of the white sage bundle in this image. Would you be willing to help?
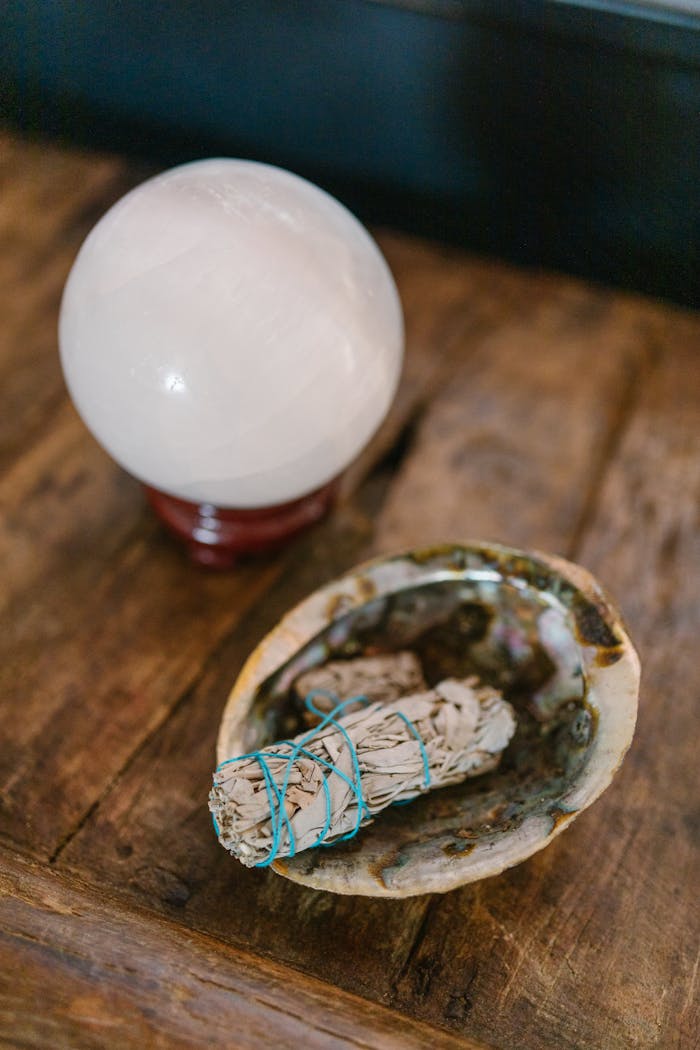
[210,676,516,868]
[294,651,427,716]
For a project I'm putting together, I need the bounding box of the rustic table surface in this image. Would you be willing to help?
[0,131,698,1050]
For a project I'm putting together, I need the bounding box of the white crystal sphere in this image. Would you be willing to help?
[59,158,403,508]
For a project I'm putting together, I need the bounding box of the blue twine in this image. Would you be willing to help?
[394,711,431,790]
[213,689,432,867]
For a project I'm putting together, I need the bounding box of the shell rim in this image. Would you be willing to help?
[216,541,640,897]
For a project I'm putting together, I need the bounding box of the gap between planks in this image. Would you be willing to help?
[564,335,661,562]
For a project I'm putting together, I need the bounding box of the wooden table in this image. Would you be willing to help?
[1,131,698,1050]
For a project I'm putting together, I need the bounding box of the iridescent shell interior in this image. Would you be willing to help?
[218,544,639,896]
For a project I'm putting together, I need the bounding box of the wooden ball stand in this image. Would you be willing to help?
[144,479,339,568]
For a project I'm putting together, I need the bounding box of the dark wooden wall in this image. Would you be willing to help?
[2,0,699,304]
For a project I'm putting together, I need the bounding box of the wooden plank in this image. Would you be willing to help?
[0,133,136,474]
[342,232,574,496]
[0,848,482,1050]
[373,288,650,554]
[56,279,653,1017]
[0,404,141,613]
[384,311,700,1049]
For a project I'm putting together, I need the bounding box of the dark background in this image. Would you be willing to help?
[2,0,699,306]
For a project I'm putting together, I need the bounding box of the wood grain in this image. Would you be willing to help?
[384,312,700,1049]
[57,275,653,1017]
[1,131,697,1049]
[0,848,481,1050]
[342,232,577,497]
[373,287,651,554]
[0,133,135,474]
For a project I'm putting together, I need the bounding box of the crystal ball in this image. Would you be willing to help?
[59,158,404,508]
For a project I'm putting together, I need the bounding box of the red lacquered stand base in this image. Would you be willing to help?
[144,480,339,569]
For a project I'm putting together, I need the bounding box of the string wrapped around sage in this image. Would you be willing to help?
[210,673,516,868]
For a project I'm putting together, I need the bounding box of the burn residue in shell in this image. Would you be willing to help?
[249,569,595,849]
